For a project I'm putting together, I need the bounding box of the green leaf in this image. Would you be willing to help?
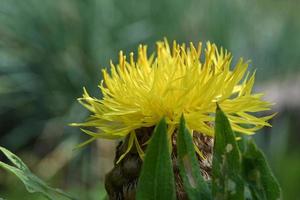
[136,118,176,200]
[212,105,244,200]
[0,146,77,200]
[177,116,212,200]
[242,139,282,200]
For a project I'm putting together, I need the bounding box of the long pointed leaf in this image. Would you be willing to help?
[0,146,77,200]
[136,118,176,200]
[177,116,211,200]
[212,105,244,199]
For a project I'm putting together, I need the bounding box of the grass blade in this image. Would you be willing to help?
[0,146,77,200]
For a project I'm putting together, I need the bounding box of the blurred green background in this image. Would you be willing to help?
[0,0,299,199]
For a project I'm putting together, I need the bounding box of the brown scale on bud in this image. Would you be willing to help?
[105,127,213,200]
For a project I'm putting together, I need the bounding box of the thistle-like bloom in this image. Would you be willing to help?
[72,39,273,161]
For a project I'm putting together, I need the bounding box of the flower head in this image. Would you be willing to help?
[72,39,274,161]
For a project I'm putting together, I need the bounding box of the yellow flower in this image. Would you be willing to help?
[72,39,274,162]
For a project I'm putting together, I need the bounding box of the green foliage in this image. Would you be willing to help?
[136,118,176,200]
[212,105,245,199]
[1,106,282,200]
[177,116,211,200]
[0,146,76,200]
[242,140,281,200]
[136,105,281,200]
